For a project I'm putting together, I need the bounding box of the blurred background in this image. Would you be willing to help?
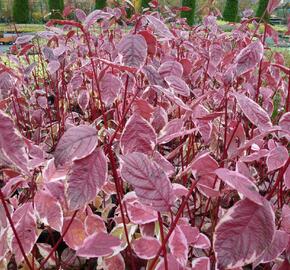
[0,0,289,24]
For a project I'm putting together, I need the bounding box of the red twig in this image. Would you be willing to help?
[0,189,34,270]
[149,179,199,270]
[38,210,78,270]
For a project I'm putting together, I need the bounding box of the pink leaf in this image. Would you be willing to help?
[179,224,199,245]
[0,229,9,261]
[165,75,190,97]
[158,118,183,143]
[193,233,211,249]
[158,61,183,78]
[75,8,86,22]
[84,10,112,29]
[48,60,60,74]
[233,92,272,131]
[35,189,63,232]
[77,90,90,112]
[11,202,37,263]
[142,65,165,86]
[215,168,263,205]
[284,165,290,189]
[84,214,106,236]
[67,147,107,210]
[0,110,28,173]
[151,106,168,132]
[15,34,34,45]
[267,0,281,13]
[168,225,188,266]
[54,125,98,167]
[240,149,269,163]
[138,30,157,56]
[234,41,264,76]
[152,151,174,176]
[102,254,125,270]
[132,236,161,259]
[63,217,86,250]
[152,85,192,111]
[120,152,174,212]
[96,57,137,73]
[76,232,121,258]
[146,15,174,39]
[99,73,122,105]
[126,200,158,224]
[266,146,288,172]
[189,151,219,198]
[281,205,290,234]
[192,257,210,270]
[132,98,154,120]
[279,112,290,140]
[214,198,275,269]
[156,254,183,270]
[117,34,147,69]
[120,114,156,155]
[255,230,289,264]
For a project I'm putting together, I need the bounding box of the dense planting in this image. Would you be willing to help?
[0,2,289,270]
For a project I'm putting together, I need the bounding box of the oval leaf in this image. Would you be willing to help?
[168,225,188,266]
[213,198,275,269]
[35,189,63,232]
[120,152,174,212]
[15,34,34,45]
[158,61,183,78]
[255,230,289,264]
[234,41,264,76]
[132,236,161,259]
[67,148,107,210]
[165,75,190,97]
[0,110,28,173]
[266,146,288,172]
[233,92,272,132]
[120,114,156,155]
[216,168,263,205]
[99,73,122,105]
[76,232,121,258]
[146,15,174,39]
[11,203,37,263]
[117,34,147,69]
[192,257,210,270]
[54,125,98,167]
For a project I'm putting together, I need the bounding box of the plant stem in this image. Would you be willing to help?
[0,189,34,270]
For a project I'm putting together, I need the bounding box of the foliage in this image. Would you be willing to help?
[181,0,196,25]
[256,0,269,20]
[12,0,29,23]
[141,0,151,9]
[95,0,107,10]
[222,0,239,22]
[0,4,289,270]
[48,0,64,19]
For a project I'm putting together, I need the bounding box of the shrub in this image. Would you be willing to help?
[12,0,29,23]
[95,0,106,10]
[222,0,239,22]
[256,0,269,20]
[141,0,151,9]
[48,0,64,19]
[181,0,196,26]
[0,6,289,270]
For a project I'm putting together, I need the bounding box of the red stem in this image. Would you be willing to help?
[286,73,290,112]
[38,210,78,270]
[158,212,168,270]
[149,179,199,270]
[0,189,34,270]
[266,157,290,200]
